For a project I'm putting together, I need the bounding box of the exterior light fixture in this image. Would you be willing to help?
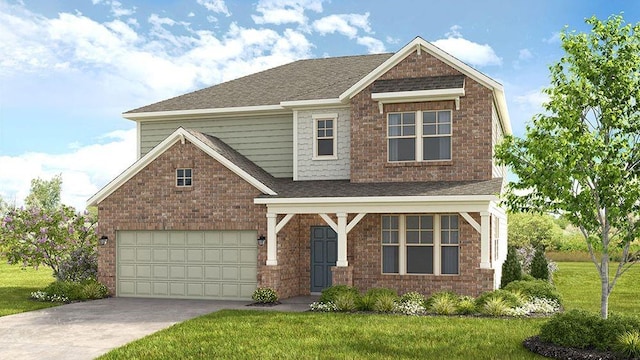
[99,235,109,246]
[257,235,266,246]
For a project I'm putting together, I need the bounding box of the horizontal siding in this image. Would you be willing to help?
[140,115,293,178]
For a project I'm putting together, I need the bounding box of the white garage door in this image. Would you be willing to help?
[117,230,257,300]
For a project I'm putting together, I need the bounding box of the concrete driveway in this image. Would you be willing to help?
[0,297,311,360]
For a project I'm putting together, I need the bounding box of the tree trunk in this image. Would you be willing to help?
[600,255,609,319]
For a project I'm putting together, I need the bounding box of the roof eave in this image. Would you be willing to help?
[122,105,289,121]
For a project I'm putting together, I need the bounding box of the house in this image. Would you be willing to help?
[88,36,510,301]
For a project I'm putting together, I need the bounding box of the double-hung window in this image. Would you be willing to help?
[387,110,452,162]
[313,114,338,159]
[381,214,460,275]
[176,168,192,187]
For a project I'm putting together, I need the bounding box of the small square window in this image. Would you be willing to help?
[314,115,337,158]
[176,168,192,187]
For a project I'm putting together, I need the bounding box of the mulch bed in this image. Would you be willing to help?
[246,301,282,307]
[523,336,619,360]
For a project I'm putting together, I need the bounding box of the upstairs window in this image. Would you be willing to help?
[176,168,192,187]
[313,114,338,159]
[387,110,452,162]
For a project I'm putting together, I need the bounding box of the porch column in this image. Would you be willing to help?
[480,211,491,269]
[266,213,278,266]
[336,212,348,267]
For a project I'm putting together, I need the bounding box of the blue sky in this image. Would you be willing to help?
[0,0,637,209]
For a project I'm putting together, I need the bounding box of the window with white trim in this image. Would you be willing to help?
[313,114,338,159]
[176,168,192,187]
[387,110,452,162]
[381,214,460,275]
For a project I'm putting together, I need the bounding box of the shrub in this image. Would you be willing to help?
[539,310,602,349]
[372,293,397,313]
[481,297,511,316]
[615,331,640,359]
[521,273,535,281]
[425,291,458,308]
[530,247,550,281]
[503,280,563,305]
[475,289,522,308]
[430,295,457,315]
[309,302,337,312]
[399,291,425,305]
[509,298,561,317]
[33,279,109,303]
[456,296,477,315]
[394,300,426,316]
[358,288,397,311]
[333,291,357,312]
[252,288,278,304]
[80,279,109,300]
[319,285,359,304]
[56,245,98,282]
[501,246,522,288]
[597,313,640,350]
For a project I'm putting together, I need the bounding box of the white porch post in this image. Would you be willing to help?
[480,211,491,269]
[336,212,348,267]
[266,213,278,266]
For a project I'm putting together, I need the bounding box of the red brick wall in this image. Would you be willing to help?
[350,50,494,183]
[96,140,272,295]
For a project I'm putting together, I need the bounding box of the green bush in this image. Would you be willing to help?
[500,246,522,288]
[372,292,397,313]
[399,291,425,304]
[37,279,109,302]
[521,273,535,281]
[456,296,477,315]
[539,310,602,349]
[615,330,640,359]
[430,295,457,315]
[481,297,511,316]
[252,288,278,304]
[319,285,359,304]
[503,280,563,305]
[475,289,522,308]
[597,313,640,350]
[356,288,396,311]
[530,247,550,281]
[80,279,109,300]
[425,291,459,308]
[333,291,357,312]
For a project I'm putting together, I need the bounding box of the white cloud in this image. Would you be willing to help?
[0,129,137,211]
[544,32,561,44]
[357,36,385,54]
[252,0,323,25]
[432,26,502,67]
[187,12,195,17]
[197,0,230,16]
[519,48,532,60]
[515,89,549,109]
[109,0,135,17]
[312,13,371,39]
[385,36,400,45]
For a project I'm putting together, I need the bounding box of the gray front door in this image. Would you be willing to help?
[310,226,337,293]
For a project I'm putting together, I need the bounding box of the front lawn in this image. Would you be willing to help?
[99,311,546,360]
[0,261,58,316]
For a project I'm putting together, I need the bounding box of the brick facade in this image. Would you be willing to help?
[350,50,494,183]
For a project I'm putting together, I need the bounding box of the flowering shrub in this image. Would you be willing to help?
[56,245,97,282]
[251,287,278,303]
[309,301,338,312]
[30,290,69,303]
[394,300,426,316]
[31,279,108,303]
[0,205,97,279]
[508,298,561,317]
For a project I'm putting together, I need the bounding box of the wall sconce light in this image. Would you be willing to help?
[257,235,266,246]
[98,235,109,246]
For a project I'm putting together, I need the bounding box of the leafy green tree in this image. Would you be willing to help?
[508,212,562,249]
[530,247,550,281]
[500,246,522,288]
[24,174,62,211]
[496,14,640,318]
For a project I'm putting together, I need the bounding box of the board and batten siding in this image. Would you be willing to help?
[139,114,294,178]
[296,107,351,180]
[491,103,505,178]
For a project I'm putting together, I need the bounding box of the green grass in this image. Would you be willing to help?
[554,261,640,315]
[98,311,546,360]
[0,261,59,316]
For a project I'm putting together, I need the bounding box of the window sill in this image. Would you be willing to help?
[312,155,338,161]
[381,272,460,276]
[175,186,194,192]
[385,160,453,168]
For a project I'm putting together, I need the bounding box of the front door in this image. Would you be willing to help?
[310,226,337,293]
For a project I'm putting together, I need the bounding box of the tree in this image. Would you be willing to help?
[496,14,640,318]
[24,174,62,211]
[0,205,97,278]
[501,246,523,288]
[508,212,562,249]
[530,247,550,281]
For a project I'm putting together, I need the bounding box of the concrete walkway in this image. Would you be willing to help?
[0,297,313,360]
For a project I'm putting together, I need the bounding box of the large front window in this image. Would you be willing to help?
[381,214,460,275]
[387,110,452,162]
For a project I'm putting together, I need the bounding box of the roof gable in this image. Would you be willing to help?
[87,128,277,206]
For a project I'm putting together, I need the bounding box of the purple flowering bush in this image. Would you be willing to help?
[0,205,97,280]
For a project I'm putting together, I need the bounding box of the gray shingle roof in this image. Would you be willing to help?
[371,75,465,93]
[186,130,279,191]
[262,178,503,198]
[127,53,393,113]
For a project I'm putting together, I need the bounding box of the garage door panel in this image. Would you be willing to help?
[117,230,257,300]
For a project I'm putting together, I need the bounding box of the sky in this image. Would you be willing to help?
[0,0,638,210]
